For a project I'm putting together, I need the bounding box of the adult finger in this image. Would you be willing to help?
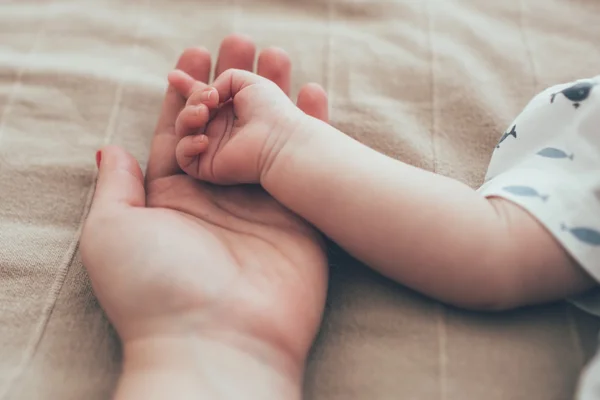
[90,145,146,212]
[214,34,256,77]
[257,47,292,95]
[297,83,329,123]
[145,47,212,182]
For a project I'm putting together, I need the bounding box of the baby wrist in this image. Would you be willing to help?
[259,113,318,190]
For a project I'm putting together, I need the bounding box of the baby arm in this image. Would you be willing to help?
[170,68,596,310]
[261,117,595,310]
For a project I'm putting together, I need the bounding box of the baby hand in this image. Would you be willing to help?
[168,68,306,184]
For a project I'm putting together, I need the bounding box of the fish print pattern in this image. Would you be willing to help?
[561,224,600,246]
[496,125,517,148]
[502,185,549,201]
[550,81,597,109]
[536,147,574,160]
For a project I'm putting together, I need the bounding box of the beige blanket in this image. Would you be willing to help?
[1,0,600,399]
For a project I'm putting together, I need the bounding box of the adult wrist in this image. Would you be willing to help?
[115,334,303,400]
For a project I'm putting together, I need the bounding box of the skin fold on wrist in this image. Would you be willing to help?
[115,334,303,400]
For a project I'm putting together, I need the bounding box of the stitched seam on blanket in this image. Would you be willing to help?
[0,1,150,397]
[565,305,586,369]
[426,2,446,400]
[427,0,438,176]
[326,1,334,121]
[436,303,448,400]
[519,0,538,93]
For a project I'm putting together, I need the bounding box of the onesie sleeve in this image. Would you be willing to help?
[477,76,600,313]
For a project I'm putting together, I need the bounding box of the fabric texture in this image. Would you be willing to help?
[1,1,600,399]
[578,339,600,400]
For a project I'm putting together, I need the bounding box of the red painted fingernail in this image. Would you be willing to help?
[95,150,102,168]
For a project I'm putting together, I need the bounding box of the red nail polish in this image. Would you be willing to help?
[95,150,102,168]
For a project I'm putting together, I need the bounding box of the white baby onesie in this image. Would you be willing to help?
[477,75,600,313]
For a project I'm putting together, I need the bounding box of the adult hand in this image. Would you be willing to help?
[80,35,330,400]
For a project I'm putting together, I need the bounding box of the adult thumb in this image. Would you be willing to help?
[91,145,146,211]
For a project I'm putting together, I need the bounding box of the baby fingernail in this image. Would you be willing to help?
[193,134,208,143]
[202,88,215,102]
[192,104,206,116]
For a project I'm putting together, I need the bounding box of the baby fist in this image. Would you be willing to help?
[168,68,304,185]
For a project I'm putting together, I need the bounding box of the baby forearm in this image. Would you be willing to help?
[262,117,592,308]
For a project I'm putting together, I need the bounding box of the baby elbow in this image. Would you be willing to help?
[445,279,524,312]
[452,295,519,312]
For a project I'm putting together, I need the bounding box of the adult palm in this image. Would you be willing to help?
[80,35,330,367]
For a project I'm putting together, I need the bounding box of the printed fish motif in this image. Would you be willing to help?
[561,224,600,246]
[550,80,597,109]
[536,147,574,160]
[502,185,548,201]
[496,125,517,148]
